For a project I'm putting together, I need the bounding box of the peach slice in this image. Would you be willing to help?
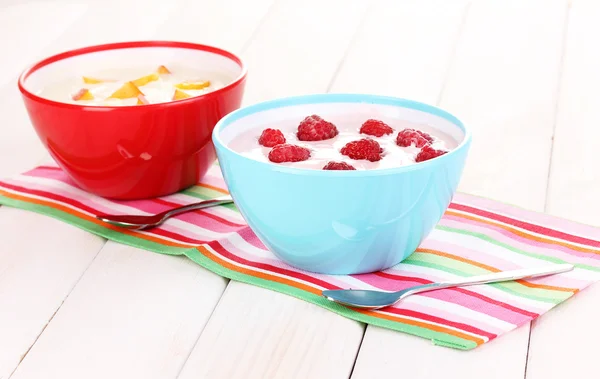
[108,82,143,99]
[136,94,149,105]
[157,65,171,74]
[172,89,191,100]
[132,73,159,87]
[82,76,113,84]
[174,81,210,90]
[72,88,94,101]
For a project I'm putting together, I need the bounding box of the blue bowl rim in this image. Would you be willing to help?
[212,93,471,177]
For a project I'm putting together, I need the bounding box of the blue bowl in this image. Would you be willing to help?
[212,94,471,274]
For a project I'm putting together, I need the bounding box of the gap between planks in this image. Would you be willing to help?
[7,247,102,379]
[542,0,572,215]
[525,3,572,378]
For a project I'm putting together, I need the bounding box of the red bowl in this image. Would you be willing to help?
[18,41,246,199]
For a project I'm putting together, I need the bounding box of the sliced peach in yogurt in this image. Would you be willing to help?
[157,65,171,74]
[174,80,210,90]
[82,76,110,84]
[72,88,94,101]
[108,81,143,99]
[172,89,191,100]
[40,65,222,106]
[132,73,159,87]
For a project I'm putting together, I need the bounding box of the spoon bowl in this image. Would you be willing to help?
[96,214,164,230]
[322,288,416,309]
[96,195,233,230]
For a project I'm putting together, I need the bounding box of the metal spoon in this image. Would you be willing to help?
[95,195,233,230]
[322,263,574,310]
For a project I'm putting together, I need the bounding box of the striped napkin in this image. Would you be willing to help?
[1,164,600,350]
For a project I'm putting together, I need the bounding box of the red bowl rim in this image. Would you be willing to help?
[18,40,247,111]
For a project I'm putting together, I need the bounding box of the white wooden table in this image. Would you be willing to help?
[1,0,599,378]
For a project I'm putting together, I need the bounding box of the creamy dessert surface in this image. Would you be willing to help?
[37,65,230,106]
[228,115,460,170]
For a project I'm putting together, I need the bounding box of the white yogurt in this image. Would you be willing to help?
[228,116,459,170]
[37,65,229,106]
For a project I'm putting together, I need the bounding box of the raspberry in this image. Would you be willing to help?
[258,128,286,147]
[268,144,311,163]
[360,119,394,137]
[340,138,383,162]
[297,115,339,141]
[415,145,447,162]
[396,129,434,148]
[323,161,356,170]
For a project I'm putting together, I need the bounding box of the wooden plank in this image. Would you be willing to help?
[544,0,600,226]
[329,0,468,102]
[153,0,275,53]
[526,286,600,379]
[0,0,88,88]
[526,1,600,377]
[179,283,364,379]
[0,0,90,178]
[348,0,567,378]
[352,325,530,379]
[0,0,272,377]
[177,1,372,377]
[10,242,228,379]
[442,0,567,211]
[239,0,371,104]
[0,208,104,379]
[0,86,46,177]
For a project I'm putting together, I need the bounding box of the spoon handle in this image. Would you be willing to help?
[161,195,233,219]
[410,264,574,295]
